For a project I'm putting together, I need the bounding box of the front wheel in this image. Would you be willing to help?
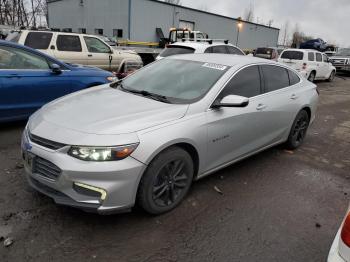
[285,110,310,150]
[137,147,194,215]
[327,71,335,82]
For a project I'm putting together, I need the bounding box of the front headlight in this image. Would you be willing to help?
[107,76,119,82]
[68,144,139,161]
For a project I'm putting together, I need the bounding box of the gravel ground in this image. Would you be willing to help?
[0,76,349,262]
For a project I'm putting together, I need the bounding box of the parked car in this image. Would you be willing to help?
[0,40,117,123]
[6,29,143,73]
[156,40,245,60]
[254,47,280,61]
[300,38,328,52]
[329,48,350,72]
[22,54,318,215]
[278,49,336,82]
[328,204,350,262]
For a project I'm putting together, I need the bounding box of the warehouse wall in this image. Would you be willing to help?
[48,0,280,49]
[48,0,129,37]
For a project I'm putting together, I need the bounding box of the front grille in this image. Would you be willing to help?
[33,156,62,180]
[331,59,346,65]
[29,132,66,150]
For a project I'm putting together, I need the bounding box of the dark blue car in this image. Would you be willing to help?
[300,38,328,52]
[0,40,116,122]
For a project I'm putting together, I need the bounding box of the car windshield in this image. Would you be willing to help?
[120,59,229,104]
[336,48,350,56]
[281,51,304,60]
[160,46,195,57]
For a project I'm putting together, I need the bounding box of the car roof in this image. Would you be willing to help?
[170,41,236,49]
[282,48,322,53]
[20,29,99,39]
[168,53,277,67]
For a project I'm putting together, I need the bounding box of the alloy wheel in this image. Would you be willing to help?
[152,159,190,207]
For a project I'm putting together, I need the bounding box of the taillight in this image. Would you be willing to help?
[341,212,350,247]
[302,63,307,70]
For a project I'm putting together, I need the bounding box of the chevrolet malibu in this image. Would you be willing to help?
[22,54,319,215]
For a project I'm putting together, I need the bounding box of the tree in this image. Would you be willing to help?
[279,21,290,47]
[0,0,47,28]
[163,0,182,5]
[243,3,254,22]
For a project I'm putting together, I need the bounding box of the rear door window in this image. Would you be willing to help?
[160,46,195,57]
[56,35,82,52]
[218,65,261,98]
[308,52,315,61]
[226,46,244,55]
[24,32,53,50]
[261,65,290,93]
[316,53,322,62]
[287,70,300,86]
[280,51,304,60]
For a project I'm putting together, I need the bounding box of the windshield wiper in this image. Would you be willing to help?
[126,89,171,103]
[110,81,171,103]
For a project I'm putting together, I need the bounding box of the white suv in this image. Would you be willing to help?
[156,40,245,60]
[6,30,142,72]
[278,49,336,82]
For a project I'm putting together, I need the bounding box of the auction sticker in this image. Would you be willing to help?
[202,63,227,71]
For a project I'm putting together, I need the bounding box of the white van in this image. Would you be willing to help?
[278,49,336,82]
[6,30,143,72]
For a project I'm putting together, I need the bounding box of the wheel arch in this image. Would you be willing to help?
[141,139,201,179]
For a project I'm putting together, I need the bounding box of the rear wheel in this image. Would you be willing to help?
[137,147,194,215]
[327,70,335,82]
[285,110,310,150]
[308,71,316,82]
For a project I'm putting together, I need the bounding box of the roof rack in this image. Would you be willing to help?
[181,38,229,45]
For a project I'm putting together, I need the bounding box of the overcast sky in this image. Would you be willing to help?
[180,0,349,47]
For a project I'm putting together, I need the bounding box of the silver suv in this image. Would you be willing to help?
[23,54,319,215]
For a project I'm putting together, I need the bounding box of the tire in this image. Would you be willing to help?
[285,110,310,150]
[327,70,335,82]
[137,147,194,215]
[308,71,316,82]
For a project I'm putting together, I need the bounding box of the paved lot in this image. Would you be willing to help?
[0,76,349,262]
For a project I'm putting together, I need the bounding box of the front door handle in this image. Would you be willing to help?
[256,104,267,111]
[88,54,92,57]
[290,94,299,100]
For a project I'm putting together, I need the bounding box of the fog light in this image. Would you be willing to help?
[74,182,107,201]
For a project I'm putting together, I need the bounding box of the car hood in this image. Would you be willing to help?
[32,85,189,135]
[330,56,350,59]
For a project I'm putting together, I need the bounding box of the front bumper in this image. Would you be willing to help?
[22,132,146,214]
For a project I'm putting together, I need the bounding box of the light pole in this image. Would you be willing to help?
[236,17,243,47]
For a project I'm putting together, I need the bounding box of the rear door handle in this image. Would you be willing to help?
[290,94,299,100]
[256,104,267,111]
[88,54,92,57]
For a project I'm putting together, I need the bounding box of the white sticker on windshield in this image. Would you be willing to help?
[202,63,227,71]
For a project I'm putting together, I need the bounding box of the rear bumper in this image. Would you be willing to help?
[328,230,346,262]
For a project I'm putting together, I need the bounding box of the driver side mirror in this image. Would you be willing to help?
[212,95,249,108]
[50,63,62,74]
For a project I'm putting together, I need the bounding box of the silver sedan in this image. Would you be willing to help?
[22,54,319,214]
